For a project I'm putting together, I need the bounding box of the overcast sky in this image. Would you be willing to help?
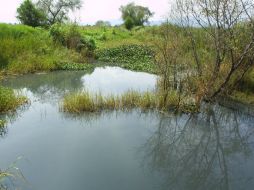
[0,0,170,25]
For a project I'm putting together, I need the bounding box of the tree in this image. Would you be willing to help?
[95,20,111,27]
[120,2,153,29]
[37,0,82,25]
[172,0,254,101]
[17,0,46,27]
[124,16,134,30]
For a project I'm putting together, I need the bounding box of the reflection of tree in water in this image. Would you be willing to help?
[141,104,254,190]
[0,126,7,138]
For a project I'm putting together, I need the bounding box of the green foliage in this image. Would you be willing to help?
[0,24,89,75]
[95,20,111,27]
[0,86,27,113]
[120,2,153,29]
[96,44,156,73]
[17,0,46,27]
[56,62,95,71]
[49,24,96,54]
[0,120,6,128]
[124,16,135,30]
[0,23,40,38]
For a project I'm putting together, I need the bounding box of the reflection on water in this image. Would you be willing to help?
[81,67,157,95]
[0,67,254,190]
[141,104,254,190]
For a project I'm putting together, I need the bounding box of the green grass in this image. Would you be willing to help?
[0,120,6,128]
[0,86,28,113]
[230,91,254,105]
[60,90,199,114]
[0,24,91,75]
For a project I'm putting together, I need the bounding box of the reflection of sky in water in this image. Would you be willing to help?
[81,67,157,95]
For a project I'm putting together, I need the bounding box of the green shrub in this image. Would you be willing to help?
[49,24,96,54]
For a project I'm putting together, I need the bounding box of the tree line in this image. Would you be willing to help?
[17,0,153,29]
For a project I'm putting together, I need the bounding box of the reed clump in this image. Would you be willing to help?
[61,90,199,113]
[0,86,28,113]
[0,120,6,128]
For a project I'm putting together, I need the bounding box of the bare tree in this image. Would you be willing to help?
[172,0,254,101]
[37,0,82,25]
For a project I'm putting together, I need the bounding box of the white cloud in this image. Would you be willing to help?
[0,0,170,24]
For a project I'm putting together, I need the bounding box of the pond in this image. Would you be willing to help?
[0,66,254,190]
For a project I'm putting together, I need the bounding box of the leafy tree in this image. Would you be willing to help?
[124,16,134,30]
[17,0,46,27]
[37,0,82,25]
[119,2,153,29]
[95,20,111,27]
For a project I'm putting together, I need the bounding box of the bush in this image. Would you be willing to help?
[49,24,96,55]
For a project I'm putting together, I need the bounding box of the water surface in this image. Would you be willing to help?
[0,67,254,190]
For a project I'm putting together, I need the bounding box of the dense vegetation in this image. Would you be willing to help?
[96,44,156,73]
[0,21,253,112]
[0,23,156,75]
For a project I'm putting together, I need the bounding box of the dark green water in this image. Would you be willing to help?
[0,67,254,190]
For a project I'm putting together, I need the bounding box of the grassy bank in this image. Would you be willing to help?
[61,90,198,114]
[0,23,94,75]
[0,24,158,76]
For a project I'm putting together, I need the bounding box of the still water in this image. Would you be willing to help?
[0,67,254,190]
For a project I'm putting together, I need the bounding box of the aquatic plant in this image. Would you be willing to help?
[56,62,95,71]
[0,120,6,128]
[0,157,27,190]
[96,44,156,73]
[61,90,199,114]
[0,86,28,113]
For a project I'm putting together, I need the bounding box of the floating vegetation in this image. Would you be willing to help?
[56,62,95,71]
[96,45,156,73]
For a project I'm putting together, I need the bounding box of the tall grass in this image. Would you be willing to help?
[0,24,92,75]
[0,86,27,113]
[0,120,6,128]
[61,90,199,114]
